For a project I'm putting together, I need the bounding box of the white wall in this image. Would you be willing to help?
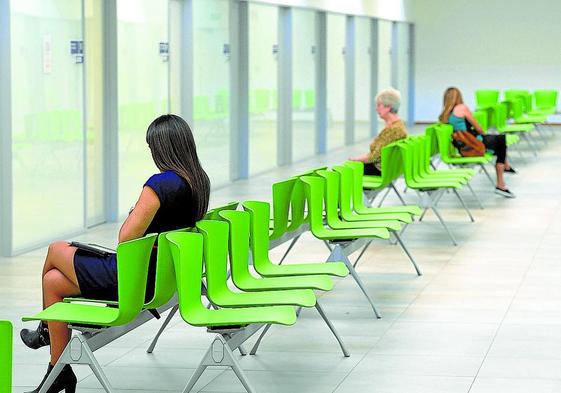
[411,0,561,122]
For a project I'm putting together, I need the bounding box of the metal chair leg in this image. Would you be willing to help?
[278,234,301,265]
[315,301,350,357]
[452,189,475,222]
[393,232,422,276]
[147,304,179,353]
[249,324,272,355]
[465,182,484,209]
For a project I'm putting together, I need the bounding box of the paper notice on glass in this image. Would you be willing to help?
[43,35,52,74]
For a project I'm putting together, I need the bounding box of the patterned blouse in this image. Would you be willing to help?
[368,119,408,170]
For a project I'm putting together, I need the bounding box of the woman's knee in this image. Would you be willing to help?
[43,269,78,297]
[47,241,70,258]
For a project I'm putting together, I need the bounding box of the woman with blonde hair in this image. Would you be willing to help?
[350,87,408,175]
[439,87,516,198]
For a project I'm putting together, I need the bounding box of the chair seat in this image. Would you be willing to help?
[23,302,120,326]
[357,205,422,216]
[328,218,402,231]
[314,226,390,241]
[528,108,555,116]
[505,134,520,145]
[515,115,546,124]
[183,305,297,327]
[343,211,413,223]
[257,262,348,278]
[498,124,534,133]
[443,155,491,164]
[212,287,317,308]
[235,271,343,292]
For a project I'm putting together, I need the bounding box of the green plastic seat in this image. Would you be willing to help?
[495,103,534,133]
[345,158,421,216]
[433,124,493,165]
[242,201,348,278]
[315,170,402,231]
[23,234,158,327]
[204,201,239,220]
[168,231,296,327]
[0,320,12,392]
[475,90,500,126]
[401,137,467,189]
[196,219,319,307]
[532,90,557,115]
[220,209,344,290]
[269,178,297,241]
[333,165,413,223]
[299,176,390,241]
[511,98,547,124]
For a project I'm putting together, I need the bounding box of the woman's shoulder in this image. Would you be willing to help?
[146,171,190,192]
[452,104,469,116]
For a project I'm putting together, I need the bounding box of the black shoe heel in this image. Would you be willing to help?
[27,363,77,393]
[20,321,50,350]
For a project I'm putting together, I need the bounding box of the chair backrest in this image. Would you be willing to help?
[472,110,488,132]
[434,123,455,162]
[511,97,525,119]
[315,170,342,224]
[287,178,309,229]
[299,176,330,237]
[332,165,357,217]
[166,232,207,326]
[0,320,12,392]
[534,90,558,109]
[495,103,508,129]
[113,233,158,326]
[204,201,239,220]
[144,229,186,309]
[424,124,440,157]
[241,201,273,273]
[505,90,530,112]
[475,90,499,108]
[195,220,231,304]
[270,177,297,240]
[218,210,255,289]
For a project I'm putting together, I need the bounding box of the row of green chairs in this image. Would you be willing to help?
[0,320,12,393]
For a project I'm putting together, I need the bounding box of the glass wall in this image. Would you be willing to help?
[117,0,168,216]
[355,17,371,141]
[193,0,230,186]
[85,0,105,226]
[326,13,346,151]
[10,0,85,250]
[248,3,278,176]
[292,8,316,162]
[397,22,410,123]
[377,20,392,131]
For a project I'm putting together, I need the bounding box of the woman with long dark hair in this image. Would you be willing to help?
[439,87,516,198]
[20,114,210,392]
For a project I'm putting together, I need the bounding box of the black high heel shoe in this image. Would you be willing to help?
[27,363,77,393]
[21,321,50,349]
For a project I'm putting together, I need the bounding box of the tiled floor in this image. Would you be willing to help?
[3,124,561,392]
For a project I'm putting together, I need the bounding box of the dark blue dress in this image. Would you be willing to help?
[73,171,197,301]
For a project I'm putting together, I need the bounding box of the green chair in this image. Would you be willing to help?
[533,90,557,115]
[304,89,315,109]
[345,158,422,216]
[167,231,296,393]
[219,209,350,357]
[22,233,158,392]
[0,320,12,393]
[432,124,495,187]
[316,169,422,276]
[495,103,537,156]
[300,175,391,318]
[243,201,348,278]
[398,137,470,245]
[475,89,500,126]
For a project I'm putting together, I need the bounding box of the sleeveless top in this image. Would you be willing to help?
[448,113,467,131]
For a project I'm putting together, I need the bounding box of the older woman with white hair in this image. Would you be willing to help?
[350,87,407,175]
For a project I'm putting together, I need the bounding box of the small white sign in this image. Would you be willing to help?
[43,34,52,74]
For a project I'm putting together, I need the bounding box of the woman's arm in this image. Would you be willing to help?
[348,152,372,163]
[461,105,485,135]
[118,186,161,243]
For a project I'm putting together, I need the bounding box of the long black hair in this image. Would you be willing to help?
[146,114,210,221]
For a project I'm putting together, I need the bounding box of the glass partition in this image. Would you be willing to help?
[326,13,346,150]
[117,0,168,216]
[292,8,316,162]
[193,0,231,186]
[355,17,371,141]
[248,3,278,176]
[84,0,105,226]
[377,20,392,132]
[10,0,85,250]
[397,22,410,123]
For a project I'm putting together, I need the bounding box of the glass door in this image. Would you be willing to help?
[377,20,392,132]
[248,3,278,176]
[117,0,169,216]
[355,17,371,141]
[292,8,316,162]
[326,13,346,150]
[10,0,85,251]
[193,0,231,187]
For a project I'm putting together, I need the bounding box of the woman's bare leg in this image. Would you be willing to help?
[41,242,81,364]
[496,163,507,189]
